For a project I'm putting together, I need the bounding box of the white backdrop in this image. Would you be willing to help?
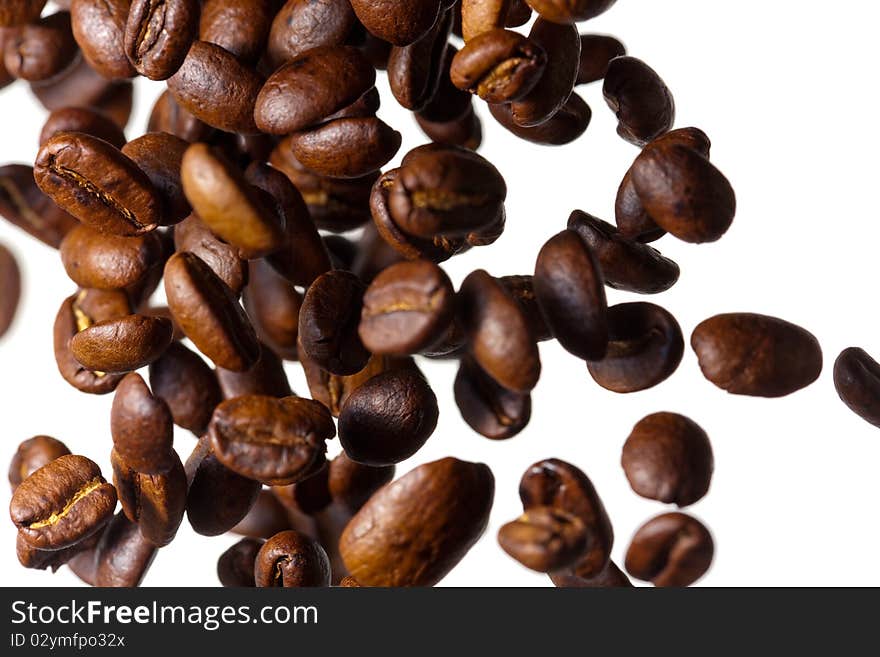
[2,1,879,587]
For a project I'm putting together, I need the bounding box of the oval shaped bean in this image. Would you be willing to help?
[834,348,880,428]
[124,0,199,80]
[69,314,173,373]
[110,372,176,474]
[625,512,714,587]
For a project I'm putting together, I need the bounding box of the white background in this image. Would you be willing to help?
[2,1,879,587]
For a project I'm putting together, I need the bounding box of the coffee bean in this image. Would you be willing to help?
[603,56,674,146]
[490,91,590,145]
[387,10,451,111]
[92,512,158,586]
[349,0,443,47]
[255,530,331,587]
[499,275,552,343]
[40,107,127,150]
[217,538,263,587]
[691,313,822,397]
[525,0,617,23]
[243,260,302,360]
[350,223,410,284]
[625,512,714,587]
[274,463,332,516]
[267,0,357,68]
[3,11,78,82]
[834,347,880,428]
[209,395,335,486]
[418,103,484,149]
[299,270,371,376]
[519,459,613,578]
[10,454,117,550]
[147,89,215,143]
[415,43,473,125]
[0,241,20,338]
[164,251,260,371]
[0,1,47,27]
[121,132,191,226]
[110,372,175,474]
[173,213,247,295]
[216,343,293,400]
[199,0,274,65]
[550,560,633,588]
[567,210,679,294]
[576,34,625,85]
[622,412,714,507]
[149,341,221,436]
[587,302,684,393]
[454,355,531,440]
[0,163,78,248]
[124,0,198,80]
[339,367,439,466]
[461,0,512,42]
[328,452,395,513]
[534,229,608,361]
[498,506,588,573]
[340,457,494,586]
[71,0,137,80]
[232,490,295,540]
[451,29,546,103]
[69,313,173,373]
[9,436,71,492]
[60,224,162,290]
[16,530,97,572]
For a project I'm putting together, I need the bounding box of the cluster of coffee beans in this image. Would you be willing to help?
[2,0,879,588]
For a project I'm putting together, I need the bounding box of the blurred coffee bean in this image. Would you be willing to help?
[625,512,714,587]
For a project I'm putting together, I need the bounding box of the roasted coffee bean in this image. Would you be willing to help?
[39,107,127,150]
[209,395,335,486]
[328,452,394,513]
[454,355,531,440]
[164,252,260,371]
[340,457,494,586]
[199,0,273,65]
[461,0,511,41]
[390,145,506,239]
[567,210,679,294]
[459,269,541,393]
[416,43,474,123]
[167,40,262,134]
[387,10,451,111]
[92,512,158,586]
[111,448,187,547]
[509,19,579,128]
[110,372,175,474]
[70,0,136,79]
[255,530,331,587]
[625,512,713,587]
[520,459,612,578]
[498,275,552,343]
[622,412,714,507]
[121,133,191,226]
[834,348,880,428]
[181,144,285,259]
[525,0,617,23]
[274,464,331,515]
[232,490,294,539]
[417,104,484,149]
[603,56,674,146]
[451,29,546,103]
[587,302,683,393]
[359,259,455,355]
[534,229,608,360]
[69,313,173,373]
[217,538,263,587]
[147,89,215,143]
[490,92,590,145]
[10,454,117,550]
[349,0,443,47]
[630,143,735,244]
[53,289,130,394]
[34,133,162,236]
[124,0,198,80]
[339,367,439,466]
[691,313,822,397]
[498,506,587,573]
[148,342,219,436]
[185,435,261,536]
[576,34,625,85]
[173,213,247,295]
[0,1,47,27]
[0,163,78,247]
[243,260,301,360]
[60,224,163,290]
[3,11,78,82]
[550,560,632,588]
[217,343,293,400]
[9,436,71,492]
[0,241,19,338]
[299,270,371,376]
[16,530,98,572]
[267,0,357,68]
[255,46,376,135]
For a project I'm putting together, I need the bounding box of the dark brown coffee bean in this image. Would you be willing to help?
[587,302,683,393]
[498,275,552,343]
[185,434,261,536]
[416,43,473,122]
[451,29,546,103]
[70,0,136,79]
[122,132,191,226]
[149,341,220,435]
[519,458,612,578]
[110,372,175,474]
[164,251,260,371]
[349,0,442,47]
[387,10,451,111]
[53,289,130,394]
[622,412,714,507]
[173,213,247,295]
[232,490,294,540]
[358,259,455,355]
[167,40,262,134]
[0,241,19,338]
[111,448,186,547]
[92,511,158,586]
[328,452,394,513]
[0,163,78,248]
[69,313,172,373]
[299,270,371,376]
[509,19,579,128]
[244,260,301,361]
[217,538,263,586]
[39,107,126,150]
[147,89,215,143]
[691,313,823,397]
[498,506,587,573]
[460,269,541,393]
[273,463,332,515]
[525,0,617,23]
[34,132,162,236]
[199,0,273,65]
[339,367,438,466]
[576,34,625,85]
[209,395,334,486]
[492,89,590,145]
[267,0,356,68]
[217,343,293,400]
[834,348,880,428]
[3,11,78,82]
[340,457,494,586]
[454,355,531,440]
[0,1,47,27]
[9,436,71,492]
[534,229,608,361]
[567,210,679,294]
[11,454,117,551]
[255,529,331,587]
[417,104,484,149]
[59,224,161,291]
[124,0,198,80]
[550,560,632,588]
[603,56,674,146]
[625,512,714,587]
[16,530,98,572]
